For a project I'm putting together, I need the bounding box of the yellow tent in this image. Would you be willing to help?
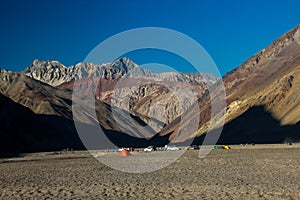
[222,145,231,149]
[213,145,231,150]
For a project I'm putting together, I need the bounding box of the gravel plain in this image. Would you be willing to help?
[0,144,300,199]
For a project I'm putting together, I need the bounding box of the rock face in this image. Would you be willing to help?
[160,24,300,144]
[109,80,208,132]
[23,58,218,131]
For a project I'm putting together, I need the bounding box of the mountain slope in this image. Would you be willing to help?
[0,69,73,119]
[0,92,83,153]
[221,24,300,127]
[0,92,151,153]
[160,24,300,144]
[0,70,157,152]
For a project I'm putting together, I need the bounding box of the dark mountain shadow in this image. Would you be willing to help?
[78,123,150,149]
[148,131,173,147]
[193,105,300,145]
[0,93,85,155]
[0,93,150,156]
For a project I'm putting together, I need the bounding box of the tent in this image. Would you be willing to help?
[213,145,222,150]
[118,149,132,157]
[222,145,231,149]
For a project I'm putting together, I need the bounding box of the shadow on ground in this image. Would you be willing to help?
[194,105,300,145]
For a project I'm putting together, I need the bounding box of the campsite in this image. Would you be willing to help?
[0,144,299,199]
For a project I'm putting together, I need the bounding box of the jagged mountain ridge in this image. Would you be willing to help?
[23,58,138,86]
[23,58,218,131]
[23,58,218,87]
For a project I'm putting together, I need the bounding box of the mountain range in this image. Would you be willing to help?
[1,24,300,153]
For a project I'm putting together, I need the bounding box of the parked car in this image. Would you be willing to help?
[189,145,199,150]
[144,146,156,152]
[157,146,167,151]
[118,147,130,152]
[166,145,180,151]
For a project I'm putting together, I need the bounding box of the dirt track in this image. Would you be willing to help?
[0,144,299,199]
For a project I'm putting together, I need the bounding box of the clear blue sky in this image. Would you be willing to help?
[0,0,299,75]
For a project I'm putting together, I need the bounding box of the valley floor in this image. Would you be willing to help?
[0,144,299,199]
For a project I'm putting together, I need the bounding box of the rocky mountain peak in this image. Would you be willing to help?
[24,59,66,73]
[111,57,139,72]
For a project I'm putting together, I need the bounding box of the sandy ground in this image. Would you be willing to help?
[0,144,299,200]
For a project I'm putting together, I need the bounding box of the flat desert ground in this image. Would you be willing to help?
[0,144,299,199]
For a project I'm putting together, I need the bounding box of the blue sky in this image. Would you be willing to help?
[0,0,299,75]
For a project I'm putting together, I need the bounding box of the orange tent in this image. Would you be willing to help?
[118,149,132,157]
